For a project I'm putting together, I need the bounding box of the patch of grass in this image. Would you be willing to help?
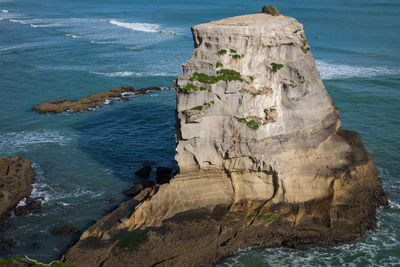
[191,105,203,111]
[248,76,254,81]
[217,49,227,55]
[261,5,280,16]
[234,117,260,130]
[230,49,237,53]
[216,62,223,68]
[246,120,260,130]
[251,92,261,97]
[215,69,243,82]
[190,69,243,84]
[232,54,241,59]
[271,62,284,72]
[116,231,147,251]
[247,213,278,222]
[181,83,199,92]
[200,86,207,91]
[190,72,218,84]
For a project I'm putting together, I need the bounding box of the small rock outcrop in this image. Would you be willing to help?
[62,12,388,267]
[33,86,163,114]
[0,157,35,219]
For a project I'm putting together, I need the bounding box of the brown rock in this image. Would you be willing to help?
[122,181,155,197]
[51,225,79,235]
[33,86,163,114]
[0,157,35,218]
[134,165,151,179]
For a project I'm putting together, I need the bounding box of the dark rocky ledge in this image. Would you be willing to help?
[33,86,163,114]
[0,157,35,220]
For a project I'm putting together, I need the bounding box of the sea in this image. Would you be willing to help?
[0,0,399,265]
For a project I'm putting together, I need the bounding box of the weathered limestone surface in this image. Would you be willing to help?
[0,157,35,218]
[62,13,388,267]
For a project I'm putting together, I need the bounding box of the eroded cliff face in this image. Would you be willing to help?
[62,13,388,267]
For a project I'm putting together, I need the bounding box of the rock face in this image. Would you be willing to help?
[62,13,388,267]
[0,157,35,218]
[33,86,163,114]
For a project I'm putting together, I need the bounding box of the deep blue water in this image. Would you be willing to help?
[0,0,399,265]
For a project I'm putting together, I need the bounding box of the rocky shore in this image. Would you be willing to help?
[0,157,35,219]
[33,86,163,113]
[59,11,388,267]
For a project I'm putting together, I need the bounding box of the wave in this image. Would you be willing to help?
[0,130,73,153]
[9,19,27,24]
[91,71,177,77]
[316,60,400,80]
[65,33,80,39]
[2,9,8,13]
[109,19,182,36]
[109,19,159,33]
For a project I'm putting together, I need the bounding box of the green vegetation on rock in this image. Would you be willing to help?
[271,62,284,72]
[191,105,203,111]
[190,69,243,84]
[216,62,223,68]
[232,54,241,59]
[181,83,199,92]
[229,49,237,53]
[234,116,260,130]
[217,49,227,55]
[261,5,280,16]
[248,76,254,81]
[247,213,277,222]
[116,231,147,251]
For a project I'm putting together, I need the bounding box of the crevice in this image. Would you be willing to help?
[151,255,179,267]
[248,168,279,226]
[6,165,10,176]
[214,225,222,262]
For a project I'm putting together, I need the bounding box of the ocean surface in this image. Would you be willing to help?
[0,0,399,265]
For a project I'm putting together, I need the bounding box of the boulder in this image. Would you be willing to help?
[0,157,35,219]
[51,225,79,236]
[134,165,151,179]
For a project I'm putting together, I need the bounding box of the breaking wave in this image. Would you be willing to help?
[316,60,400,80]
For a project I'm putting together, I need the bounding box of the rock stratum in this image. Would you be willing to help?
[62,13,388,266]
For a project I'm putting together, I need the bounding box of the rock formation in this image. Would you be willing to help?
[0,157,35,219]
[62,12,388,267]
[33,86,163,114]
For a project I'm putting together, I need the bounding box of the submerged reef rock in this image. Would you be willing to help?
[0,157,35,219]
[62,12,388,267]
[33,86,163,114]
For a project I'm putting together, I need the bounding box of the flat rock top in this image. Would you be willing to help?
[195,13,297,30]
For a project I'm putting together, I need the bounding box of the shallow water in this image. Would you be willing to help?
[0,0,399,264]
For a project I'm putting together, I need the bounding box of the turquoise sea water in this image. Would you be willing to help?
[0,0,399,265]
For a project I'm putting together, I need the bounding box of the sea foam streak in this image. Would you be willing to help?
[109,19,159,33]
[316,60,400,80]
[91,71,177,77]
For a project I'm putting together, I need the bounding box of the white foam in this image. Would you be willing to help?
[91,71,176,77]
[65,33,80,39]
[103,99,112,105]
[316,60,400,80]
[109,19,159,33]
[0,130,73,153]
[2,9,8,13]
[9,19,27,24]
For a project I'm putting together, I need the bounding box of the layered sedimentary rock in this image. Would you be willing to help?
[0,157,35,218]
[33,86,162,114]
[62,13,388,267]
